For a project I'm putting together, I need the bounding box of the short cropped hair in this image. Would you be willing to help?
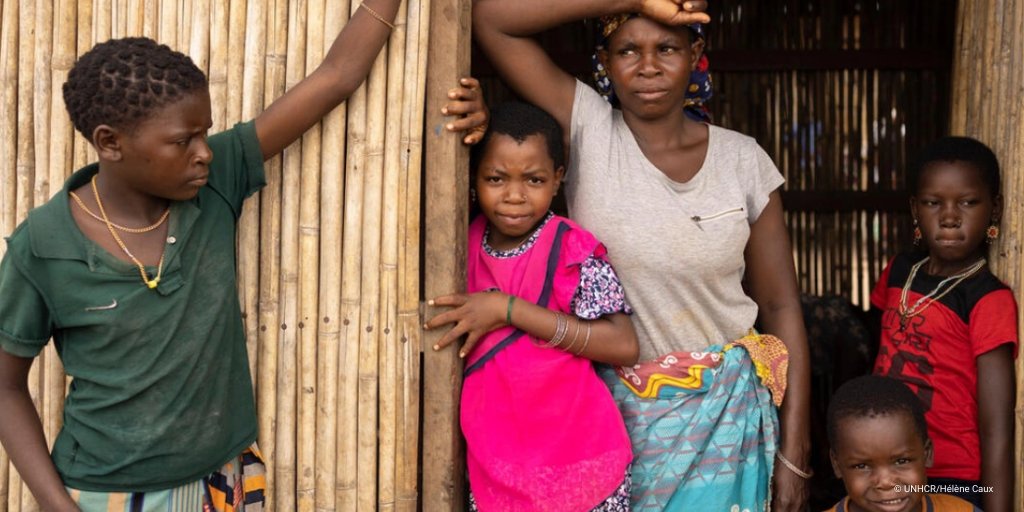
[826,375,929,450]
[909,136,1001,197]
[63,37,208,140]
[471,101,565,172]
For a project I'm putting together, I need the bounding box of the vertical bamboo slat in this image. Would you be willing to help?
[378,1,408,510]
[314,3,349,511]
[274,0,305,508]
[357,36,387,512]
[297,1,324,509]
[337,54,366,512]
[0,0,16,246]
[422,0,470,508]
[950,2,1024,509]
[238,0,270,506]
[396,0,429,508]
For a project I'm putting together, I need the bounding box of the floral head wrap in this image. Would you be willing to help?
[591,14,712,122]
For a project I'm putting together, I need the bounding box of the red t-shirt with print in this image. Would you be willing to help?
[871,253,1018,480]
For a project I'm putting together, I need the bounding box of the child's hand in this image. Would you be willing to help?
[442,77,489,145]
[640,0,711,26]
[425,291,508,358]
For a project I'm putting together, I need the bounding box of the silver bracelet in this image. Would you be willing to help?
[574,321,592,356]
[562,318,583,353]
[776,452,813,479]
[546,313,569,348]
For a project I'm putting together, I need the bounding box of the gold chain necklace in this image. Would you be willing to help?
[898,256,986,331]
[91,175,166,289]
[70,188,170,233]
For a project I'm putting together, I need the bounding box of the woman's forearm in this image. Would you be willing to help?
[761,302,812,465]
[508,296,639,366]
[474,0,641,36]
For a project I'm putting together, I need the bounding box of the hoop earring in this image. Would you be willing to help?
[470,189,477,203]
[912,219,922,246]
[986,224,999,244]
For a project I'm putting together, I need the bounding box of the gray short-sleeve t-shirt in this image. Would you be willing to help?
[567,81,784,359]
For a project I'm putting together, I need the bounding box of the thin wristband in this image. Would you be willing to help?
[776,452,813,479]
[506,295,515,326]
[359,1,396,29]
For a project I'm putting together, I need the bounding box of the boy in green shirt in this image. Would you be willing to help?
[0,2,402,509]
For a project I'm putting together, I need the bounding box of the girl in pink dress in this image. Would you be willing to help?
[426,102,639,511]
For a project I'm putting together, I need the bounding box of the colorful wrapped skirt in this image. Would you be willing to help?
[600,333,787,512]
[66,445,266,512]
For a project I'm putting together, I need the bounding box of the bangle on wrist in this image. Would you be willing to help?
[776,452,813,479]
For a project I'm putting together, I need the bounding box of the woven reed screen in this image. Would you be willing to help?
[950,1,1024,508]
[0,0,433,510]
[706,0,955,309]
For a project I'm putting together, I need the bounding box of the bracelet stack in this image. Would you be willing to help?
[538,313,591,357]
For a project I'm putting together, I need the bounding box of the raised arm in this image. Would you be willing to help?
[254,0,400,160]
[472,0,709,134]
[0,351,78,512]
[743,190,810,512]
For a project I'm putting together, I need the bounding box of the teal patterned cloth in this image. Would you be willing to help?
[601,346,779,511]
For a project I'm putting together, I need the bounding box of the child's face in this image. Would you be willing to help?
[910,160,1000,273]
[474,133,563,250]
[102,89,214,201]
[598,17,703,120]
[830,413,932,512]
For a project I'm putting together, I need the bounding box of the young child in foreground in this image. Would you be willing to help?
[870,136,1017,511]
[0,2,404,509]
[425,101,640,511]
[825,375,980,512]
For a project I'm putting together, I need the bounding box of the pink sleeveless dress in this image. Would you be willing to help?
[462,214,632,512]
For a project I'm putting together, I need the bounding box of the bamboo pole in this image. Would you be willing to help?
[396,0,428,508]
[208,0,228,131]
[290,0,321,507]
[274,0,303,507]
[314,3,349,511]
[72,0,92,186]
[377,1,408,510]
[94,0,110,42]
[188,0,210,75]
[422,0,470,508]
[157,0,177,49]
[237,0,269,505]
[357,34,387,512]
[337,15,367,506]
[1,0,16,245]
[296,1,324,510]
[950,2,1024,509]
[32,0,52,208]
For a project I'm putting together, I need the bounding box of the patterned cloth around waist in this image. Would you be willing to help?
[605,332,787,511]
[616,332,788,405]
[68,445,266,512]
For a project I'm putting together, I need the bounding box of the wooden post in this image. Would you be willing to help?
[950,1,1024,509]
[421,0,470,509]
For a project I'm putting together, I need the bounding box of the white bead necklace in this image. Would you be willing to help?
[898,256,987,331]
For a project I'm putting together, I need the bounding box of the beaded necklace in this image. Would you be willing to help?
[898,256,986,331]
[91,175,166,289]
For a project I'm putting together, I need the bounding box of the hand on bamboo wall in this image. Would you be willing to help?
[442,77,489,145]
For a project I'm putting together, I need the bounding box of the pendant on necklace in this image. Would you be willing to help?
[898,314,909,332]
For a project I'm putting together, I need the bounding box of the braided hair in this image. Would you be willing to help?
[63,37,208,141]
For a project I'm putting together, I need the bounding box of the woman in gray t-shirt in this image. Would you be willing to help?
[474,1,811,510]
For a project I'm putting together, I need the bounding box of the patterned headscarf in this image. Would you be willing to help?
[592,14,712,123]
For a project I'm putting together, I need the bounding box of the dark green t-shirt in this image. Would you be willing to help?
[0,121,266,491]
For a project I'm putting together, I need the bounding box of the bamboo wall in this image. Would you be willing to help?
[0,0,432,510]
[950,1,1024,509]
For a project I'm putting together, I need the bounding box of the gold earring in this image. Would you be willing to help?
[912,219,922,246]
